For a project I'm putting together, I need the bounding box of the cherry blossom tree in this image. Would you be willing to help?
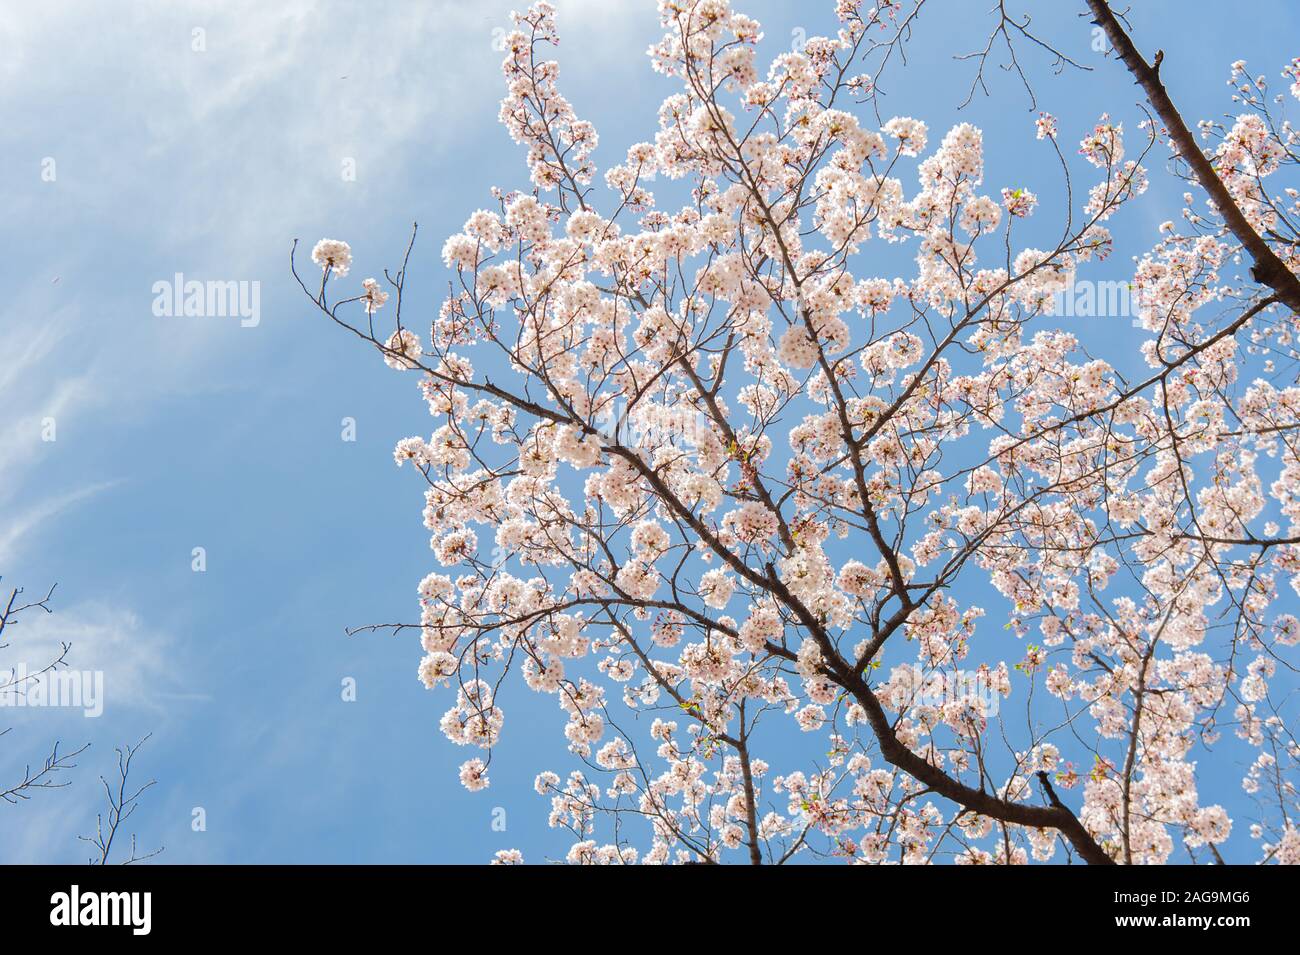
[297,0,1300,864]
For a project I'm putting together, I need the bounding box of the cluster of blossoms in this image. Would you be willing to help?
[303,0,1300,864]
[310,239,350,279]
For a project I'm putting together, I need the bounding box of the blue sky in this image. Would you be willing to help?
[1,0,1296,863]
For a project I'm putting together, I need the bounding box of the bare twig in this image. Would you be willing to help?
[79,735,163,865]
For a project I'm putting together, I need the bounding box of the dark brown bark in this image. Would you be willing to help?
[1085,0,1300,315]
[845,676,1116,865]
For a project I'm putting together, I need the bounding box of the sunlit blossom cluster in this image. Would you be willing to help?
[303,0,1300,864]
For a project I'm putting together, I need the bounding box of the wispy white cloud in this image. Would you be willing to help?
[0,0,666,863]
[0,483,119,570]
[0,302,107,568]
[0,1,510,571]
[2,600,193,717]
[0,315,89,488]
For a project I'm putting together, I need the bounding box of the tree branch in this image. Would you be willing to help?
[1085,0,1300,313]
